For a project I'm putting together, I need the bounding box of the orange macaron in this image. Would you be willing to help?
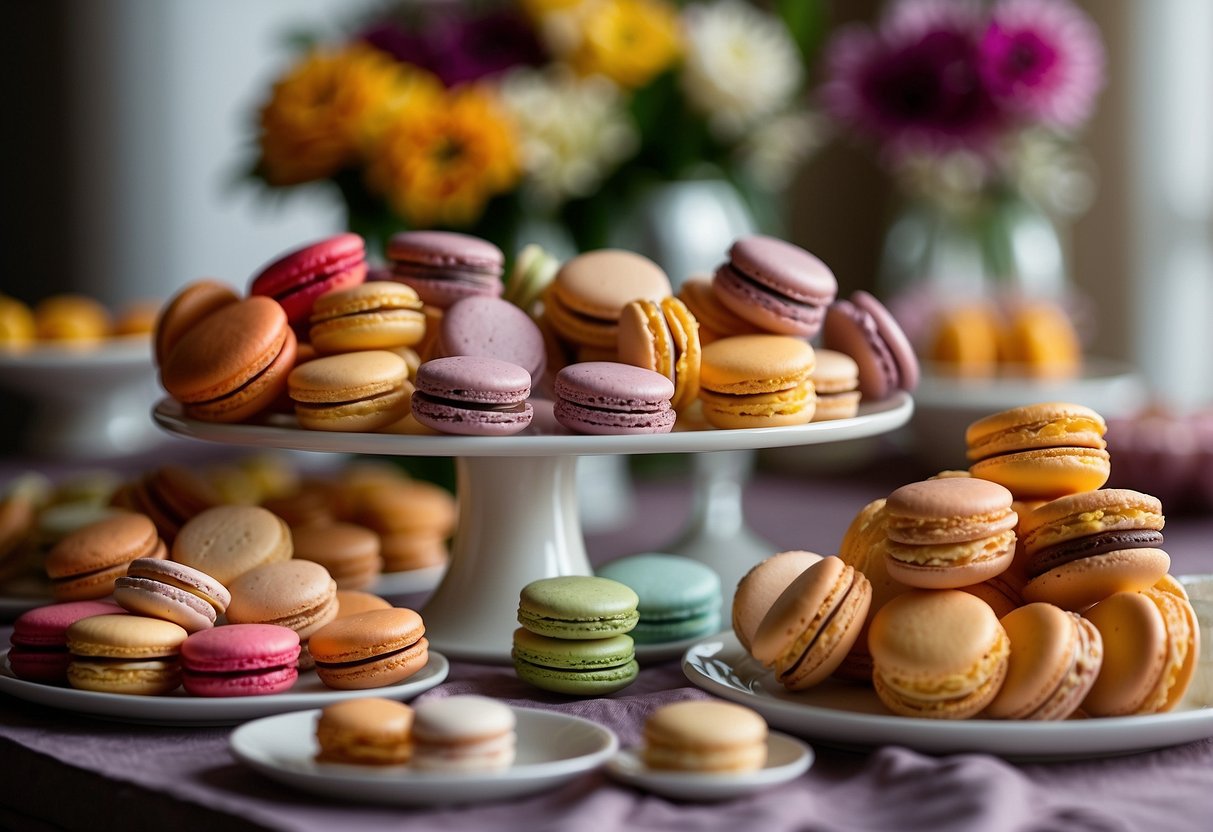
[45,513,166,601]
[697,334,817,429]
[291,522,383,590]
[732,549,823,654]
[288,350,412,432]
[153,279,240,366]
[309,607,430,690]
[751,557,871,691]
[965,402,1110,499]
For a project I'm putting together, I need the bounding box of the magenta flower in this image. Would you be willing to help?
[980,0,1105,130]
[821,1,1001,158]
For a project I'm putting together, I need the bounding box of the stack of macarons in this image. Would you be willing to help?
[512,576,640,695]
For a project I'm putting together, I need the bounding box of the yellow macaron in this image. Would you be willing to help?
[698,334,816,429]
[617,296,702,412]
[309,281,425,354]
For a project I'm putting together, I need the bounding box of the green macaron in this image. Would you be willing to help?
[511,628,638,695]
[517,576,639,639]
[596,553,722,644]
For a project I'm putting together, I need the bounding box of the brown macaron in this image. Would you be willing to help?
[310,607,430,690]
[46,513,166,601]
[112,466,221,544]
[291,522,383,590]
[225,559,339,641]
[153,279,240,366]
[751,557,871,691]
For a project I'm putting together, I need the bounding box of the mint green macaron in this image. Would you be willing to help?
[517,576,639,639]
[596,553,722,644]
[511,628,638,695]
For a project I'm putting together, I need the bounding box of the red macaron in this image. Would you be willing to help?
[249,233,368,328]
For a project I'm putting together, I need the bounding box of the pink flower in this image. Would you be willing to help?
[979,0,1105,130]
[821,1,1001,158]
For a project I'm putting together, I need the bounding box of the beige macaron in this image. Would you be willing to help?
[732,550,823,654]
[171,505,292,586]
[642,700,768,772]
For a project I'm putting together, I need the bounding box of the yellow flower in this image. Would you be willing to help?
[569,0,682,89]
[367,85,522,228]
[258,45,428,186]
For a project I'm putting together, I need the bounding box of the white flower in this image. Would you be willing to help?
[681,0,804,139]
[499,67,638,207]
[738,110,826,191]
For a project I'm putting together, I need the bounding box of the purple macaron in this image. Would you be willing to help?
[823,290,920,400]
[412,356,534,436]
[712,235,838,338]
[9,599,125,684]
[113,558,232,633]
[387,231,504,309]
[554,362,676,435]
[434,296,546,382]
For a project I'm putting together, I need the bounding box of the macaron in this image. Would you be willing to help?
[335,589,394,618]
[984,602,1103,720]
[869,589,1010,719]
[66,613,188,695]
[291,522,383,590]
[45,513,166,602]
[308,281,425,354]
[113,557,232,633]
[1082,586,1199,716]
[836,499,908,680]
[732,550,823,654]
[501,242,560,314]
[883,478,1018,590]
[676,276,760,344]
[34,294,111,342]
[823,290,919,401]
[0,293,36,346]
[153,279,239,366]
[711,235,837,337]
[642,700,768,772]
[928,303,1000,378]
[809,349,861,421]
[225,560,339,647]
[1000,302,1082,379]
[288,350,412,432]
[543,249,672,351]
[112,465,220,544]
[697,335,816,429]
[553,362,676,435]
[309,607,429,690]
[517,575,639,639]
[411,356,534,436]
[431,295,546,382]
[596,553,721,644]
[511,628,638,695]
[180,623,301,697]
[617,297,702,412]
[387,230,505,308]
[171,505,293,586]
[965,402,1110,499]
[1019,489,1170,611]
[352,481,456,572]
[8,600,124,684]
[315,697,415,765]
[160,296,298,423]
[411,695,516,772]
[249,233,368,328]
[751,557,872,690]
[113,299,161,337]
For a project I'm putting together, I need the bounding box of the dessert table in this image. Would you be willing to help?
[2,470,1213,831]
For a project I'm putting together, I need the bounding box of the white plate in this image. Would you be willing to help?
[230,705,618,806]
[153,393,914,458]
[0,649,448,727]
[682,632,1213,760]
[606,732,813,801]
[369,565,447,597]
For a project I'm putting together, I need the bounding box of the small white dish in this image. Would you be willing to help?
[606,732,813,801]
[369,564,447,598]
[230,705,618,806]
[0,649,448,727]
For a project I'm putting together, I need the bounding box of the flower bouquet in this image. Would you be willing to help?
[251,0,826,263]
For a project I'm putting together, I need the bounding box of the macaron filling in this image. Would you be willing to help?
[717,263,823,308]
[1028,529,1165,577]
[411,392,529,413]
[775,572,853,682]
[966,415,1108,460]
[876,629,1010,712]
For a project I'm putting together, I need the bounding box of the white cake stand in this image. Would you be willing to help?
[154,393,913,663]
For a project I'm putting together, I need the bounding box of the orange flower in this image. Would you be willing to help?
[367,85,522,228]
[569,0,682,89]
[258,45,430,185]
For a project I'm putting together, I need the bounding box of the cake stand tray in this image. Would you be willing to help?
[154,394,913,662]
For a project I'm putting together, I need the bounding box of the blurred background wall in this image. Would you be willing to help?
[2,0,1211,408]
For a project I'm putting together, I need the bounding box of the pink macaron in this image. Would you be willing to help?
[180,623,301,697]
[711,235,838,338]
[113,558,232,633]
[9,600,125,683]
[387,231,504,309]
[433,296,546,382]
[249,233,368,328]
[554,361,676,435]
[823,290,919,401]
[411,356,534,436]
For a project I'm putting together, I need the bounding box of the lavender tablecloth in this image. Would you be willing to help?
[3,474,1213,832]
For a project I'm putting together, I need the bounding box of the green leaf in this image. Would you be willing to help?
[776,0,828,63]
